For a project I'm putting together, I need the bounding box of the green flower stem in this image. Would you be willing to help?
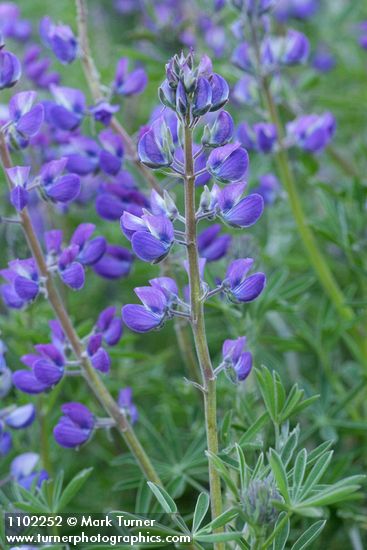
[183,122,224,548]
[0,133,161,486]
[248,19,367,368]
[261,78,367,367]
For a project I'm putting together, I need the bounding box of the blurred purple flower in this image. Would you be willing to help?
[198,224,232,262]
[93,245,133,279]
[0,258,39,309]
[118,387,138,424]
[54,402,95,448]
[40,16,78,64]
[11,452,48,489]
[114,58,147,96]
[0,48,21,89]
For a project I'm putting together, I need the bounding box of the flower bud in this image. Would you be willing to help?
[192,77,212,116]
[138,118,174,168]
[158,79,176,109]
[242,479,281,526]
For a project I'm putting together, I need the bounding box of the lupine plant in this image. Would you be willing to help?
[0,1,366,549]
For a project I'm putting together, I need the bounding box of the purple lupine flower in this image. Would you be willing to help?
[65,136,100,175]
[40,158,81,203]
[71,223,107,265]
[207,143,249,184]
[12,369,48,394]
[237,122,257,151]
[286,112,336,153]
[266,30,309,66]
[221,336,253,381]
[202,111,234,147]
[254,123,277,153]
[11,452,48,489]
[23,44,60,89]
[114,58,147,96]
[233,75,258,106]
[13,344,65,393]
[57,247,84,290]
[275,0,318,21]
[40,17,78,64]
[7,91,44,147]
[0,48,21,89]
[31,344,65,388]
[4,403,36,429]
[122,286,169,333]
[98,129,124,175]
[360,22,367,50]
[96,306,123,346]
[312,46,335,73]
[253,173,280,205]
[93,245,133,279]
[0,258,39,309]
[54,402,95,448]
[87,334,110,373]
[0,429,12,455]
[198,224,232,262]
[238,122,277,154]
[6,165,30,211]
[118,387,138,424]
[0,4,32,42]
[149,276,179,304]
[48,85,85,130]
[224,258,266,303]
[96,180,148,221]
[216,182,264,228]
[89,101,119,126]
[121,211,174,263]
[138,118,174,168]
[231,42,253,73]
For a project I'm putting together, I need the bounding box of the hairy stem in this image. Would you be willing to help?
[248,20,367,368]
[183,123,223,546]
[0,133,161,485]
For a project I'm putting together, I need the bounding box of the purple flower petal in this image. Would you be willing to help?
[60,262,85,290]
[232,273,266,302]
[122,304,163,333]
[16,104,44,136]
[90,348,110,373]
[5,404,36,429]
[12,370,48,394]
[45,174,81,203]
[223,194,264,228]
[132,231,170,263]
